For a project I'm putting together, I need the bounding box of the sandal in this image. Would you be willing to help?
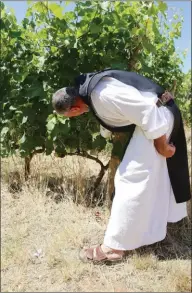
[79,245,124,264]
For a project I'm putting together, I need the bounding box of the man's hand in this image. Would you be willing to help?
[154,134,176,158]
[161,91,174,103]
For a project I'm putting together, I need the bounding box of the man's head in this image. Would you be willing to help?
[52,87,89,117]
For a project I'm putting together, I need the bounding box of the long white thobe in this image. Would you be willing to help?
[91,77,187,250]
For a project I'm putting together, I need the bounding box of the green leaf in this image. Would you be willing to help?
[9,106,17,111]
[78,9,86,17]
[0,19,6,30]
[112,11,120,23]
[152,22,160,37]
[18,133,26,144]
[93,17,102,25]
[64,39,70,46]
[51,46,58,52]
[100,2,109,11]
[1,127,9,138]
[22,116,28,124]
[26,7,33,17]
[111,62,126,70]
[149,3,158,15]
[26,83,44,98]
[92,132,100,140]
[92,135,106,151]
[22,18,29,28]
[32,2,46,13]
[143,15,149,21]
[47,114,55,120]
[9,31,22,38]
[90,24,101,34]
[80,1,92,7]
[47,117,57,132]
[131,27,139,35]
[58,117,68,124]
[3,102,9,110]
[0,2,5,10]
[143,38,156,53]
[49,3,64,19]
[158,2,167,13]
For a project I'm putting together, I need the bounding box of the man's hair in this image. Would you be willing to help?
[52,87,78,114]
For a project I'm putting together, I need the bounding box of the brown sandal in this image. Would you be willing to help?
[79,245,124,264]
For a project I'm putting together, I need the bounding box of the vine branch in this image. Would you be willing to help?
[63,151,109,170]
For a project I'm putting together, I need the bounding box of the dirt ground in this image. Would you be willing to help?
[1,147,191,292]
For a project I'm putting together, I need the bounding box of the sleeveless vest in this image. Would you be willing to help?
[74,69,191,204]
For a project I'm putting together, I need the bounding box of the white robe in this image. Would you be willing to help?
[91,77,187,250]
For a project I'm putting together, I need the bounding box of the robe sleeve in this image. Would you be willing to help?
[97,79,169,140]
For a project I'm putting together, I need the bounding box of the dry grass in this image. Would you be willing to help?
[1,127,191,292]
[1,182,191,292]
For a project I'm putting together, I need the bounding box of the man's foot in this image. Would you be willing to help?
[79,244,124,264]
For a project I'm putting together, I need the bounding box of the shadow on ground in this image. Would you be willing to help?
[132,219,191,261]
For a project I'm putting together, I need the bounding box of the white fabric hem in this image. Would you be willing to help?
[104,234,167,251]
[168,215,188,223]
[104,213,188,251]
[143,124,169,140]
